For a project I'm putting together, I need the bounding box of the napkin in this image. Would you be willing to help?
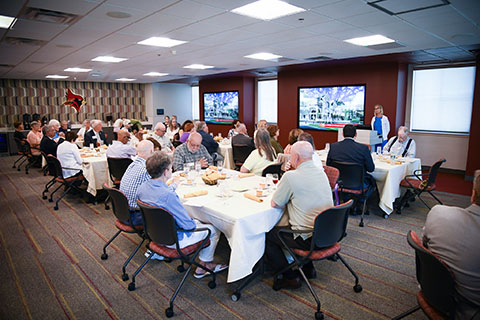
[244,193,263,203]
[239,173,254,178]
[184,190,208,199]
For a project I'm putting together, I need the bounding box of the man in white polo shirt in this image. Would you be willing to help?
[106,129,136,159]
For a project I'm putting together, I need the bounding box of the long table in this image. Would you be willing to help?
[174,171,282,283]
[79,148,112,196]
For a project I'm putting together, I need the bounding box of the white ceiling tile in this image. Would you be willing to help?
[312,0,376,19]
[105,0,176,11]
[159,0,225,20]
[290,0,344,10]
[374,0,446,14]
[120,13,196,36]
[0,0,27,16]
[51,27,103,47]
[342,10,396,28]
[26,44,76,63]
[0,44,38,65]
[273,10,332,28]
[190,0,253,11]
[7,19,67,41]
[201,12,258,29]
[239,21,292,35]
[399,6,470,28]
[27,0,100,16]
[304,20,357,35]
[193,29,259,46]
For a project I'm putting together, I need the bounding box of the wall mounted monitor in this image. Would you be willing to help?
[298,85,366,131]
[203,91,239,125]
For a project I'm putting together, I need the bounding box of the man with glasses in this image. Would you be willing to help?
[106,129,136,159]
[172,132,212,171]
[152,122,174,151]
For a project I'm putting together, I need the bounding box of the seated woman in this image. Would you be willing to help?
[130,124,144,148]
[179,121,194,143]
[167,116,180,141]
[241,129,277,176]
[284,128,303,154]
[137,151,228,277]
[228,119,241,137]
[77,119,91,139]
[267,124,284,155]
[56,131,83,178]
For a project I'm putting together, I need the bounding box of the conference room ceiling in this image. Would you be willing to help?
[0,0,479,83]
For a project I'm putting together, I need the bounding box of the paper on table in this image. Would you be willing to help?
[239,173,254,178]
[244,193,263,203]
[184,190,208,198]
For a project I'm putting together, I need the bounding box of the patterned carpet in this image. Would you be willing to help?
[0,156,471,320]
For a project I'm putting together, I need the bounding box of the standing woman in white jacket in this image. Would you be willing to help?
[371,104,390,152]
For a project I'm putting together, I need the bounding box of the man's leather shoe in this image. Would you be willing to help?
[273,276,301,291]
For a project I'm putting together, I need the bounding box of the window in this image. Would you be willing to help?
[191,86,199,120]
[410,66,475,134]
[258,80,277,123]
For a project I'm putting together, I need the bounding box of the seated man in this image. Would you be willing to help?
[58,120,69,134]
[48,119,63,141]
[84,120,107,147]
[195,121,223,164]
[266,141,333,290]
[383,126,416,158]
[129,124,144,148]
[106,129,136,159]
[327,124,375,206]
[232,123,255,149]
[120,140,154,227]
[152,122,174,151]
[297,132,323,170]
[40,125,63,157]
[423,170,480,319]
[137,150,227,276]
[172,132,212,171]
[13,121,26,141]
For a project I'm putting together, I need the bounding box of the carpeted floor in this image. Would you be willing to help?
[0,156,471,320]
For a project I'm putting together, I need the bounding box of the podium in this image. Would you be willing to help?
[337,128,383,148]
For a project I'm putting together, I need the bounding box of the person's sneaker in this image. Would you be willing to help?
[145,250,164,261]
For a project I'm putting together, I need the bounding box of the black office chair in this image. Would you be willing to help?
[261,163,283,177]
[393,230,456,320]
[102,185,145,281]
[332,161,375,227]
[232,144,255,170]
[47,155,85,210]
[12,137,29,171]
[42,152,57,200]
[104,158,133,210]
[396,158,446,214]
[132,200,216,318]
[276,200,361,320]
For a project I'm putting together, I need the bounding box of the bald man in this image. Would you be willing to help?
[172,132,213,171]
[383,126,416,158]
[266,141,333,290]
[152,122,174,151]
[106,129,136,159]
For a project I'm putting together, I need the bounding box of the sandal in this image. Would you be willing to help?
[194,264,228,279]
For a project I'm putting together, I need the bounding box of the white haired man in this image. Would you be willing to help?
[152,122,174,151]
[266,141,333,290]
[84,120,106,147]
[383,126,416,158]
[172,132,212,171]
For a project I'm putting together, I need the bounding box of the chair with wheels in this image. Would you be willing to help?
[12,137,29,171]
[131,200,216,318]
[232,144,255,170]
[102,184,145,282]
[332,161,375,227]
[323,165,340,205]
[261,163,283,177]
[396,158,446,214]
[276,200,361,320]
[393,230,456,319]
[47,155,86,210]
[104,158,133,210]
[41,152,57,200]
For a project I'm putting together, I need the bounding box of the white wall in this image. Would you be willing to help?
[149,83,192,126]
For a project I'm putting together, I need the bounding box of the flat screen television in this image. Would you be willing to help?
[298,85,366,131]
[203,91,239,125]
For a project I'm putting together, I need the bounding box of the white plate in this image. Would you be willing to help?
[232,186,249,192]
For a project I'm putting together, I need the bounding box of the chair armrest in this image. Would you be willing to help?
[62,166,82,171]
[278,228,313,235]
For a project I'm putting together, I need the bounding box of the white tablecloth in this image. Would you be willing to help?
[175,171,282,283]
[218,142,234,170]
[79,150,112,196]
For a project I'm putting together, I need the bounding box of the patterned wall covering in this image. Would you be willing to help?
[0,79,146,127]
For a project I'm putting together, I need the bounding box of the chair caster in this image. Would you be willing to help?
[404,202,410,208]
[105,205,110,210]
[315,311,324,320]
[122,274,129,281]
[177,265,185,273]
[101,253,108,260]
[383,214,389,219]
[12,165,15,168]
[17,168,21,171]
[165,307,174,318]
[231,292,241,301]
[128,282,135,291]
[359,221,364,227]
[54,206,59,210]
[25,171,29,175]
[354,284,363,293]
[327,254,338,262]
[208,280,216,289]
[49,199,53,203]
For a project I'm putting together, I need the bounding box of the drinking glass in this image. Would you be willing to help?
[195,161,202,173]
[217,160,224,173]
[89,143,94,150]
[185,162,194,174]
[325,143,330,154]
[272,174,279,188]
[376,146,381,155]
[266,173,273,188]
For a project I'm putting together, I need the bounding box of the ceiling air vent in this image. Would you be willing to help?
[20,7,81,25]
[209,67,228,71]
[367,42,405,50]
[305,55,333,61]
[4,37,47,47]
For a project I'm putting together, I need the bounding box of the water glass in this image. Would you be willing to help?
[195,161,202,173]
[325,143,330,154]
[89,143,94,150]
[217,160,224,173]
[376,146,381,155]
[185,162,194,174]
[266,174,273,188]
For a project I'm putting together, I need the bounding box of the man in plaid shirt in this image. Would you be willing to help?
[120,140,154,225]
[172,132,213,171]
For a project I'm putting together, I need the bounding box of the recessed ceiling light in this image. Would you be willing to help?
[91,56,128,63]
[46,75,69,79]
[344,35,395,46]
[116,78,136,81]
[64,67,92,72]
[231,0,305,21]
[245,52,282,60]
[137,37,187,48]
[0,15,16,29]
[143,72,169,77]
[183,64,214,70]
[106,11,132,19]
